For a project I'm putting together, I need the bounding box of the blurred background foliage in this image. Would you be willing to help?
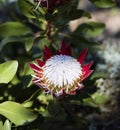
[0,0,119,129]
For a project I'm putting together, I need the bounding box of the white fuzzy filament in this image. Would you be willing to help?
[43,55,82,88]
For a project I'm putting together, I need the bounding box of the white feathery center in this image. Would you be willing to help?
[43,55,82,88]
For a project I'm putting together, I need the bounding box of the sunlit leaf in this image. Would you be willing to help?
[22,101,33,108]
[3,120,11,130]
[0,22,31,37]
[0,61,18,84]
[38,38,50,49]
[83,92,108,107]
[92,92,108,105]
[0,121,3,130]
[0,101,37,126]
[89,0,116,8]
[18,0,35,18]
[83,96,97,107]
[90,71,107,80]
[38,93,53,105]
[25,37,35,51]
[74,22,105,38]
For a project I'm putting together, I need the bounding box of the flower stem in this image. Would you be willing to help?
[57,97,74,119]
[46,21,52,42]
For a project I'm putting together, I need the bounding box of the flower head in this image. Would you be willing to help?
[29,40,93,96]
[35,0,68,10]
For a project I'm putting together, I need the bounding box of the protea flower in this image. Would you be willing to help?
[29,40,93,96]
[35,0,68,10]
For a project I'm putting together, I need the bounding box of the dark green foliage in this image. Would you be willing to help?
[0,0,116,129]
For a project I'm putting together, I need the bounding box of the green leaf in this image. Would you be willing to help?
[89,0,116,8]
[50,9,91,23]
[92,92,108,105]
[83,92,108,107]
[25,37,35,51]
[83,96,97,107]
[0,36,28,52]
[18,0,35,18]
[68,33,100,49]
[0,22,31,37]
[0,121,3,130]
[48,100,66,120]
[3,120,11,130]
[67,9,91,20]
[0,60,18,84]
[21,75,32,88]
[90,71,107,80]
[0,101,37,126]
[38,38,50,49]
[53,1,87,25]
[57,0,78,14]
[74,22,105,38]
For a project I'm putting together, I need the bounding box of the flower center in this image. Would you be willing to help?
[43,55,82,89]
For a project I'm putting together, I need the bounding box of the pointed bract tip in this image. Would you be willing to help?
[60,40,66,55]
[29,63,40,71]
[78,48,88,64]
[82,69,94,81]
[66,44,72,56]
[36,59,45,67]
[44,45,52,60]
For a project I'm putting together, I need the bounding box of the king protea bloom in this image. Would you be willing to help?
[29,40,93,96]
